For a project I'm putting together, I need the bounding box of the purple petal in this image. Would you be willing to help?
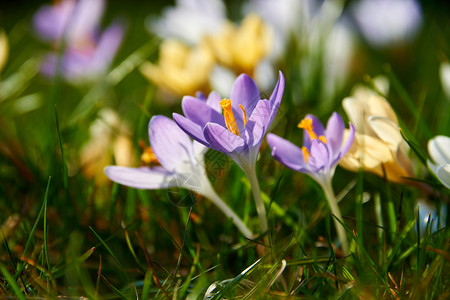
[91,22,124,72]
[104,166,177,189]
[66,0,104,42]
[173,113,208,146]
[267,71,285,128]
[245,100,271,147]
[182,96,226,128]
[230,73,261,115]
[303,114,325,149]
[33,0,75,42]
[203,123,245,153]
[195,91,207,101]
[266,133,307,172]
[340,123,355,157]
[308,139,329,172]
[149,115,193,172]
[205,91,223,113]
[325,112,345,157]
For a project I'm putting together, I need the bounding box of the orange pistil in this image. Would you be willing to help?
[220,99,248,136]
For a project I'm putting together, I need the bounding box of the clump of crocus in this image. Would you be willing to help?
[33,0,124,82]
[105,115,252,238]
[267,112,355,254]
[140,39,215,96]
[427,135,450,189]
[339,80,414,183]
[173,71,285,233]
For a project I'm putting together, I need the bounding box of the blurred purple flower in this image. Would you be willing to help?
[267,112,355,254]
[105,115,252,238]
[33,0,124,82]
[173,71,284,173]
[267,112,354,184]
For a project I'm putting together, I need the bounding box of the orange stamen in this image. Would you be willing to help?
[239,104,247,127]
[298,118,327,144]
[220,98,244,136]
[302,146,310,163]
[141,147,159,165]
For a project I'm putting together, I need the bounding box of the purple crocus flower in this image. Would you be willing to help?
[267,112,355,254]
[173,71,284,233]
[104,115,252,238]
[173,71,284,172]
[267,112,355,185]
[33,0,124,82]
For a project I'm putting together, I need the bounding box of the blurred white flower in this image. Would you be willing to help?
[0,29,8,73]
[427,135,450,189]
[146,0,226,45]
[243,0,305,59]
[440,62,450,101]
[415,199,447,236]
[351,0,422,48]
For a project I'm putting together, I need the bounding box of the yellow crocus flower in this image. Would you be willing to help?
[205,13,273,76]
[140,39,215,96]
[339,81,414,183]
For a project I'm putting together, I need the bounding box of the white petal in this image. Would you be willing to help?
[437,164,450,189]
[104,166,178,189]
[439,61,450,100]
[428,135,450,166]
[368,116,403,151]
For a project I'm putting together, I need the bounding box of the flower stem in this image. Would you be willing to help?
[245,167,269,234]
[320,177,349,255]
[202,182,253,239]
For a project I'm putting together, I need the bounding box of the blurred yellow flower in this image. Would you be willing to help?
[140,39,215,96]
[339,81,414,183]
[205,13,272,76]
[0,29,8,73]
[80,108,134,185]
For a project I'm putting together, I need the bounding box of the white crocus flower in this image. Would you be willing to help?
[427,135,450,189]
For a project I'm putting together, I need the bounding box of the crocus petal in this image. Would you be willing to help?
[303,114,325,149]
[325,112,345,156]
[267,71,285,128]
[66,0,105,42]
[203,122,245,153]
[437,164,450,189]
[182,96,226,127]
[266,133,307,171]
[308,139,329,171]
[205,91,223,113]
[428,135,450,166]
[245,99,271,147]
[149,115,194,173]
[368,116,402,151]
[104,166,177,189]
[339,123,355,158]
[91,22,124,72]
[230,73,261,115]
[33,0,75,42]
[173,113,208,146]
